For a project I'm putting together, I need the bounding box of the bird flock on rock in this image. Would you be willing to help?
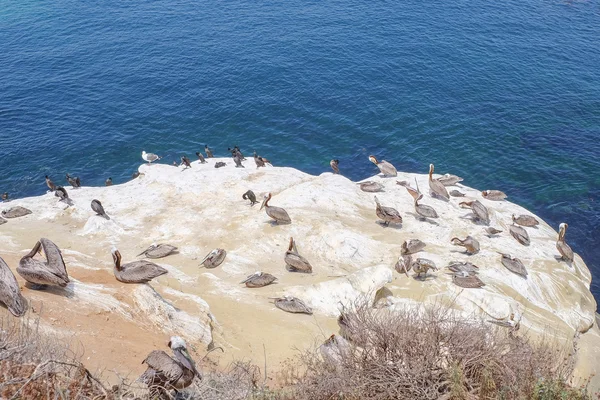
[0,146,577,395]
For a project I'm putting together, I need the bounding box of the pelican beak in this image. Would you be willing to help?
[260,197,267,210]
[167,340,172,348]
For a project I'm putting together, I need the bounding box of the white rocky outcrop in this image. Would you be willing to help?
[0,157,598,388]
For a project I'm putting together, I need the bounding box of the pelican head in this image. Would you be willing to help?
[111,248,122,269]
[288,237,295,252]
[368,155,378,165]
[458,201,472,209]
[451,237,462,245]
[481,190,489,197]
[558,223,568,241]
[260,193,272,210]
[168,336,187,350]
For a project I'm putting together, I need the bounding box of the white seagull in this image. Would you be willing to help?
[142,151,161,164]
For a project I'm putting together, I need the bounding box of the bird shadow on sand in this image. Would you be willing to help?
[430,193,450,202]
[25,282,75,299]
[554,256,573,267]
[407,213,439,226]
[375,221,403,229]
[460,214,488,226]
[264,220,292,226]
[413,274,438,282]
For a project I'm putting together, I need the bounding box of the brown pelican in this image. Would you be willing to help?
[273,296,312,314]
[556,223,574,263]
[242,190,258,206]
[482,190,507,201]
[450,190,465,197]
[1,192,8,201]
[499,253,528,278]
[0,256,28,317]
[395,254,412,277]
[65,174,81,188]
[512,214,539,227]
[451,271,485,288]
[45,175,56,191]
[412,258,437,279]
[399,180,420,201]
[2,206,32,219]
[91,199,109,220]
[414,193,439,219]
[241,271,277,288]
[233,154,244,168]
[451,236,480,255]
[214,161,226,168]
[139,336,200,396]
[284,237,312,273]
[112,249,168,283]
[359,181,384,192]
[330,159,340,174]
[17,238,69,289]
[54,186,70,204]
[374,196,402,226]
[205,145,214,158]
[428,164,449,200]
[447,261,479,274]
[105,177,113,186]
[195,151,207,163]
[319,334,350,365]
[261,193,291,224]
[485,227,503,237]
[137,244,178,259]
[142,151,161,164]
[437,173,463,186]
[509,224,530,246]
[459,200,489,225]
[200,248,226,268]
[181,156,192,169]
[401,239,426,255]
[368,155,397,177]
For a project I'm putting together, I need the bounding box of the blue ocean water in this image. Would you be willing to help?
[1,1,599,296]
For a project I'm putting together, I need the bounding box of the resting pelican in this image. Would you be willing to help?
[451,236,480,255]
[285,237,312,273]
[241,271,277,288]
[499,253,527,278]
[330,159,340,174]
[481,190,507,201]
[459,200,489,225]
[368,155,397,177]
[428,164,449,200]
[512,214,539,227]
[261,193,291,224]
[359,181,384,192]
[45,175,56,192]
[556,223,574,263]
[112,249,167,283]
[91,199,109,219]
[0,256,27,317]
[273,296,312,314]
[140,336,200,396]
[412,258,437,279]
[485,227,503,237]
[414,193,438,219]
[401,239,426,255]
[374,196,402,226]
[17,238,69,289]
[65,174,81,188]
[201,249,227,268]
[319,334,351,365]
[447,261,479,274]
[205,145,214,158]
[509,224,530,246]
[1,206,32,219]
[195,151,207,163]
[395,254,412,277]
[451,271,485,288]
[450,190,465,197]
[437,173,463,186]
[142,151,161,164]
[137,244,178,259]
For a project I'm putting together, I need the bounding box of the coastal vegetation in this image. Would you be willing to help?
[1,304,595,400]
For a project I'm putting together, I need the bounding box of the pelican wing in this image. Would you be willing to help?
[39,238,69,283]
[2,206,32,219]
[285,252,312,272]
[267,206,291,223]
[509,225,530,246]
[0,256,27,317]
[173,348,200,378]
[143,350,185,383]
[452,274,485,288]
[116,261,167,283]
